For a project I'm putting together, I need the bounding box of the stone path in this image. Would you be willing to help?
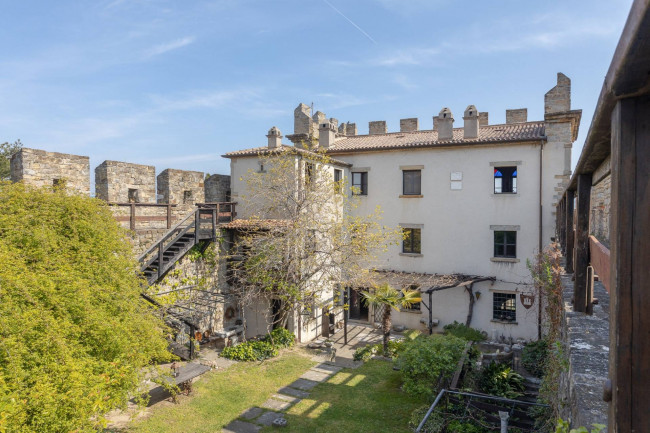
[222,362,342,433]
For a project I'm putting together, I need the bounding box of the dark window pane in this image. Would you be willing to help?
[352,172,367,195]
[493,292,516,321]
[494,230,516,258]
[403,170,421,195]
[494,166,517,193]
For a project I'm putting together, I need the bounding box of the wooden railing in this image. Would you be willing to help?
[109,203,177,231]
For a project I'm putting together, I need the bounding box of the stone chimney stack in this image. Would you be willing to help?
[338,123,346,136]
[312,111,326,139]
[506,109,528,124]
[267,126,282,149]
[436,108,454,140]
[478,112,489,126]
[400,118,419,132]
[463,105,479,139]
[319,122,337,149]
[345,122,357,136]
[369,121,387,135]
[329,118,339,131]
[544,72,571,114]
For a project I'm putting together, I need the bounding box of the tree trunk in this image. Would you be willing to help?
[382,306,392,356]
[465,283,475,327]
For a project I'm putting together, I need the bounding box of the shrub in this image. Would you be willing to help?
[479,361,525,399]
[353,339,406,362]
[443,321,486,342]
[397,335,467,399]
[221,340,278,361]
[408,405,445,433]
[522,338,549,378]
[264,327,295,349]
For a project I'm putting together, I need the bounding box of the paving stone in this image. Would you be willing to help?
[300,369,331,382]
[223,419,261,433]
[239,407,264,420]
[287,378,319,391]
[255,411,283,427]
[261,398,292,411]
[276,386,309,398]
[311,363,342,375]
[272,394,301,404]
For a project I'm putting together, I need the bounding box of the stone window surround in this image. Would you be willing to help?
[490,225,520,263]
[491,160,521,195]
[399,223,423,257]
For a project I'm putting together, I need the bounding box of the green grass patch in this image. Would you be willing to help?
[264,360,424,433]
[130,350,315,433]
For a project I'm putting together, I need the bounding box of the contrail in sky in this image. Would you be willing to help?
[322,0,377,44]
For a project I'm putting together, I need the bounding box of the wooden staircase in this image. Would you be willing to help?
[138,202,236,285]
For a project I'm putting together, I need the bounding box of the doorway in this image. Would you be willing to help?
[348,288,369,321]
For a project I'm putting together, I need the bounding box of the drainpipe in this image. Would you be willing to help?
[428,291,433,335]
[538,142,544,341]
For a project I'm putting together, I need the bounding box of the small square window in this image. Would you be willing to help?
[352,172,368,195]
[128,188,140,203]
[494,166,517,193]
[493,292,516,321]
[403,228,421,254]
[403,170,421,195]
[183,190,193,204]
[494,231,517,258]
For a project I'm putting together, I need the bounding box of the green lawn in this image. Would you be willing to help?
[262,360,424,433]
[130,350,315,433]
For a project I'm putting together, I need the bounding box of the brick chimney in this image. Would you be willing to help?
[369,121,387,135]
[400,118,419,132]
[267,126,282,149]
[506,109,527,124]
[463,105,479,139]
[478,112,489,126]
[437,108,454,140]
[319,122,337,148]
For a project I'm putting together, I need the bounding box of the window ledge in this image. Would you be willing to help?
[492,193,519,196]
[490,257,520,263]
[400,253,423,257]
[491,319,518,325]
[399,194,423,198]
[399,309,422,314]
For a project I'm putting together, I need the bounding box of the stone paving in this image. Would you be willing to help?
[222,361,342,432]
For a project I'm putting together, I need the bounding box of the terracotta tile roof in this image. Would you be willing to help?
[223,218,290,230]
[327,122,545,154]
[222,145,352,167]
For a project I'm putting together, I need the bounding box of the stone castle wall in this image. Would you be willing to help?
[157,169,205,219]
[10,148,90,195]
[95,160,156,203]
[205,174,231,202]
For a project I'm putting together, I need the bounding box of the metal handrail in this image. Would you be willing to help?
[137,208,198,262]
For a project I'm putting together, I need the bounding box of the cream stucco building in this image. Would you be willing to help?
[224,73,581,342]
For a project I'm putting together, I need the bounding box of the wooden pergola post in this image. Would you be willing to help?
[574,173,592,313]
[608,97,650,432]
[565,190,575,274]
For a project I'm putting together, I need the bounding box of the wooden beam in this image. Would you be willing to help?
[566,190,575,273]
[574,173,592,313]
[609,96,650,433]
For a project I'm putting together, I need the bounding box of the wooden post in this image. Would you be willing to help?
[565,190,575,274]
[194,210,199,244]
[157,242,163,280]
[574,173,592,313]
[130,203,136,231]
[211,206,217,238]
[608,97,650,433]
[167,204,172,229]
[561,196,567,252]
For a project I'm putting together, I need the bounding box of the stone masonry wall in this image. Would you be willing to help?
[205,174,231,202]
[506,108,527,124]
[10,148,90,195]
[157,169,205,218]
[590,174,611,247]
[95,160,156,203]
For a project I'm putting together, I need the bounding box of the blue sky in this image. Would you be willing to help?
[0,0,632,178]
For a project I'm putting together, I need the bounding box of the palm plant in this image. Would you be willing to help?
[361,284,422,355]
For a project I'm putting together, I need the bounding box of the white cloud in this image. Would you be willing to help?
[145,36,195,57]
[372,47,440,67]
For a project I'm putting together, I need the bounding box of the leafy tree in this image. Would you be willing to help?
[0,139,22,180]
[361,284,421,355]
[0,182,172,432]
[231,148,400,333]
